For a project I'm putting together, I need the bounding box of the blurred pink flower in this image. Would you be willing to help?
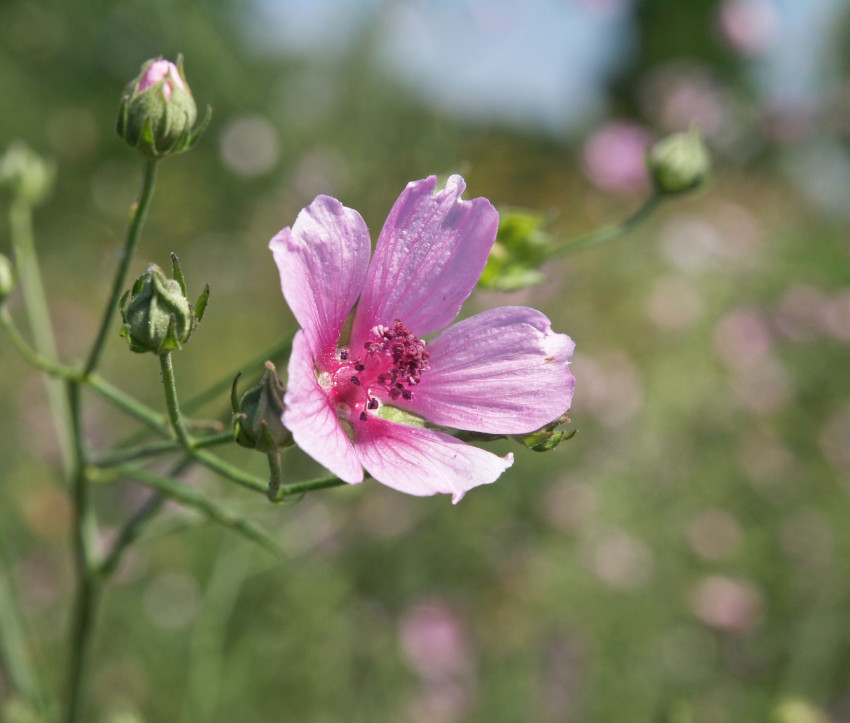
[270,175,575,502]
[717,0,779,56]
[691,575,762,633]
[582,121,653,194]
[399,600,472,681]
[137,59,185,100]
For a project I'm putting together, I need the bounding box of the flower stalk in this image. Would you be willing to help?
[84,159,158,377]
[549,193,662,258]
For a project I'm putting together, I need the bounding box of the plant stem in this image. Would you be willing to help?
[90,431,233,468]
[84,159,158,377]
[159,351,194,448]
[117,465,283,556]
[0,532,46,715]
[0,306,77,379]
[9,197,74,476]
[64,382,99,723]
[267,452,283,501]
[549,194,662,258]
[279,474,348,498]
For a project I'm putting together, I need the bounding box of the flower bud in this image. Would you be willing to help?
[119,256,208,354]
[647,129,711,196]
[0,253,16,304]
[232,362,292,453]
[116,55,211,159]
[0,141,55,205]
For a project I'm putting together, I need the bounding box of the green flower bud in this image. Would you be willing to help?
[647,129,711,196]
[232,362,292,453]
[0,254,16,304]
[0,253,16,303]
[119,256,208,354]
[116,55,211,159]
[0,141,55,205]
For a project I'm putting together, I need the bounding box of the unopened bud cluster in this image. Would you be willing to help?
[647,129,711,196]
[232,362,292,453]
[119,256,208,354]
[116,55,210,159]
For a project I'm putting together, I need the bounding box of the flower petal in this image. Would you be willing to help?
[353,417,513,503]
[270,195,371,365]
[404,307,575,434]
[282,331,363,484]
[351,175,498,345]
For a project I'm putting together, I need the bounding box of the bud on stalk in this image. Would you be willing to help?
[116,55,211,159]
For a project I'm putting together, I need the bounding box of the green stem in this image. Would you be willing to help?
[117,465,283,556]
[91,431,233,468]
[87,373,169,434]
[83,159,158,377]
[0,532,46,715]
[549,194,662,258]
[0,306,77,378]
[64,382,99,723]
[267,452,283,501]
[279,474,348,498]
[159,351,194,448]
[9,198,74,476]
[98,456,193,579]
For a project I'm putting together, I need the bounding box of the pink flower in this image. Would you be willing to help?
[137,59,186,101]
[270,176,575,503]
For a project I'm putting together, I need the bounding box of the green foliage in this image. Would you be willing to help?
[478,208,553,292]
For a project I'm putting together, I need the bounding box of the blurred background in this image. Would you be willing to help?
[2,0,850,721]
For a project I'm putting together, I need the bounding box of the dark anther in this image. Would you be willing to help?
[354,363,365,372]
[351,376,361,386]
[359,411,368,421]
[401,390,412,400]
[340,349,349,360]
[368,398,379,410]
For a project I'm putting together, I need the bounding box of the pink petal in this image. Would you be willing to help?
[270,195,371,366]
[282,331,363,484]
[351,175,498,346]
[404,307,575,434]
[353,417,513,504]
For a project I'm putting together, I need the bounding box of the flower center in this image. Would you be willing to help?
[327,319,430,422]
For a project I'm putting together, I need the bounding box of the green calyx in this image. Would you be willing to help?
[514,414,576,452]
[116,55,212,160]
[119,254,208,354]
[231,362,292,453]
[647,128,712,196]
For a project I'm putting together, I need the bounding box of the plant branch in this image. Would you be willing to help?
[117,465,283,557]
[8,197,74,476]
[83,159,158,377]
[549,194,662,258]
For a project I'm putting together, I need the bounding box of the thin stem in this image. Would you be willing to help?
[86,373,169,434]
[549,194,662,259]
[117,465,283,556]
[9,198,74,476]
[279,474,348,498]
[90,431,233,468]
[0,532,46,715]
[0,306,77,378]
[84,159,158,377]
[267,452,283,501]
[98,457,193,580]
[64,382,99,723]
[159,351,194,448]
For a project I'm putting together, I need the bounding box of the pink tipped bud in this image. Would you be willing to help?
[116,55,211,159]
[137,59,186,100]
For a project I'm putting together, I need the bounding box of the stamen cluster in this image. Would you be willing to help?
[366,319,431,400]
